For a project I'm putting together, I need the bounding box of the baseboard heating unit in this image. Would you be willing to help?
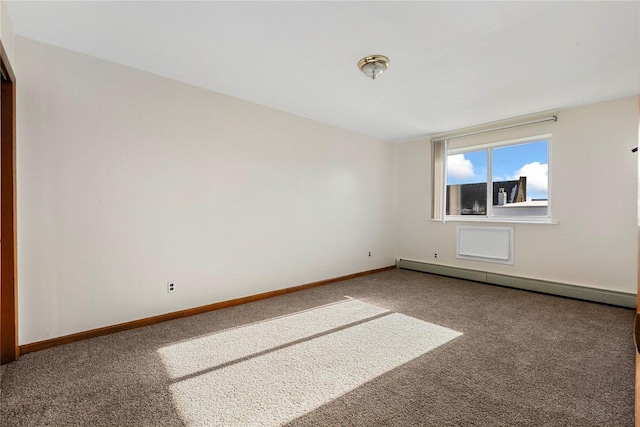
[396,259,635,308]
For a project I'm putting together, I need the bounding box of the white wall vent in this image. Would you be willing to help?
[456,225,514,265]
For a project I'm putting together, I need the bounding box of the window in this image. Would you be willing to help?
[434,136,550,221]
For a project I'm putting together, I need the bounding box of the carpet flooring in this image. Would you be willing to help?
[0,269,635,426]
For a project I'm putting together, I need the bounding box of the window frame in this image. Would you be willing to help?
[440,134,552,223]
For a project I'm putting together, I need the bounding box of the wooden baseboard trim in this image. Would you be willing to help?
[19,265,396,356]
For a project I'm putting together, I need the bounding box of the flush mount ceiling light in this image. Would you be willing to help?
[357,55,390,80]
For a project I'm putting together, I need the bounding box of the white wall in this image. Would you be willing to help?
[0,0,15,66]
[396,96,639,294]
[16,37,395,345]
[15,33,639,346]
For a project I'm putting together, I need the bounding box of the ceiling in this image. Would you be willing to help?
[5,1,640,142]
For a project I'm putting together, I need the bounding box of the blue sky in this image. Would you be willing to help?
[447,139,549,200]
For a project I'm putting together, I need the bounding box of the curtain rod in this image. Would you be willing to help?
[430,115,557,143]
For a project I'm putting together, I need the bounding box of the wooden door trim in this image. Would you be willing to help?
[0,38,17,364]
[635,97,640,427]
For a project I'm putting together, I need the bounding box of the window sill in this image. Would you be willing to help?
[431,217,558,225]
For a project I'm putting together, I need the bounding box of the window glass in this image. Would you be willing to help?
[446,150,487,215]
[443,138,549,219]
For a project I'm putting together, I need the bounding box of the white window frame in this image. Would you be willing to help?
[441,134,552,223]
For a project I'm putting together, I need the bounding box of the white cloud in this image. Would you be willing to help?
[447,154,474,180]
[510,162,548,196]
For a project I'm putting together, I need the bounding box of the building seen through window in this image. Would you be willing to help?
[446,138,549,218]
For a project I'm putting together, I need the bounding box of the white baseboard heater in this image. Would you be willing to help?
[456,225,514,265]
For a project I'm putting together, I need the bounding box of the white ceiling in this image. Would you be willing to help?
[5,1,640,142]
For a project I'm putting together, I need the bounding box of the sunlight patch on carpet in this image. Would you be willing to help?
[158,298,388,379]
[159,300,462,426]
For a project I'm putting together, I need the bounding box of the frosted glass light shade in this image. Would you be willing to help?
[358,55,390,80]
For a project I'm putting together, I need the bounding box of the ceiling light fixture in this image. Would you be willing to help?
[357,55,390,80]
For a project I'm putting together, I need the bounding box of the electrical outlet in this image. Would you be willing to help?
[434,253,438,259]
[167,281,176,293]
[368,252,372,257]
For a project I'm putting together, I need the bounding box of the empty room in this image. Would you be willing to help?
[1,1,639,426]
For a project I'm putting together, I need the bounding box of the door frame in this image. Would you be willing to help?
[0,38,17,364]
[635,97,640,427]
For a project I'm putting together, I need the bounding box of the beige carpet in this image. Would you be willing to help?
[0,269,635,426]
